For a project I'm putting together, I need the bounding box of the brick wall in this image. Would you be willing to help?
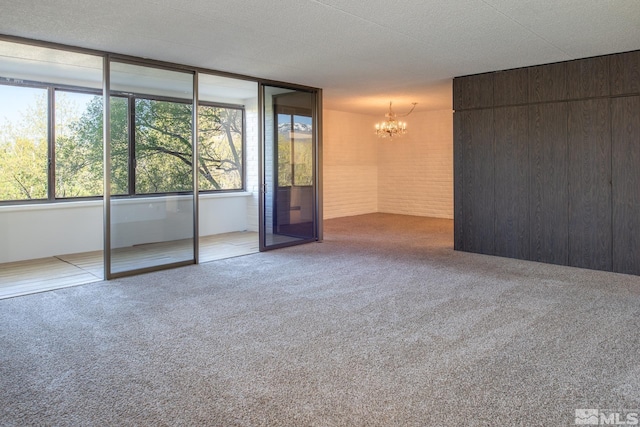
[245,98,259,232]
[378,109,453,219]
[322,109,379,219]
[323,108,453,220]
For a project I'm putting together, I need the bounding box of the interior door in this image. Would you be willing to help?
[260,85,318,250]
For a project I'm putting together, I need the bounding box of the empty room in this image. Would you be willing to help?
[2,1,640,426]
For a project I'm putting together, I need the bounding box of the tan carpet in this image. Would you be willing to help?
[1,213,640,426]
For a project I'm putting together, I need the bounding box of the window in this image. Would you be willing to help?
[109,96,130,196]
[199,105,243,191]
[129,97,244,194]
[0,84,106,202]
[0,84,48,201]
[0,41,246,204]
[134,98,193,194]
[0,81,245,202]
[55,90,103,198]
[0,40,103,203]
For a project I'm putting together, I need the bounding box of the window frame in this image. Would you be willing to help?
[0,79,246,205]
[53,87,105,200]
[196,101,246,194]
[0,79,103,204]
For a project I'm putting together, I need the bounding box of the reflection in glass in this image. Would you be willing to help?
[263,86,316,248]
[55,90,103,198]
[134,98,193,194]
[0,39,103,90]
[108,61,195,276]
[110,96,129,196]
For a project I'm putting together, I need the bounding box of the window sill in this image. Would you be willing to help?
[0,191,253,213]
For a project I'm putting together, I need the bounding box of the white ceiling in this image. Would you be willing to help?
[1,0,639,114]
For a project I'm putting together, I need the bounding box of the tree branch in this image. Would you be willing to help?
[12,174,32,199]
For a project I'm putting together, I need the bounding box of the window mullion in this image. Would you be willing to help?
[48,87,55,201]
[128,95,135,196]
[290,114,295,187]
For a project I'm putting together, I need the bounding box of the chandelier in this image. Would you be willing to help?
[375,101,417,138]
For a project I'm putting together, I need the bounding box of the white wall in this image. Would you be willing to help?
[244,97,260,233]
[378,109,453,219]
[0,193,252,263]
[322,107,453,220]
[0,201,103,264]
[323,109,379,219]
[200,193,252,235]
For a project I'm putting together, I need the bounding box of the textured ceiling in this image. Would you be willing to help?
[1,0,639,114]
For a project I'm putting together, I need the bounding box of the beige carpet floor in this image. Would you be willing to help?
[2,213,640,426]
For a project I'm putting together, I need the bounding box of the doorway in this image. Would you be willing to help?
[260,85,320,250]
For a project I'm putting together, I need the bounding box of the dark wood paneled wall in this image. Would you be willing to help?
[453,73,493,110]
[528,102,568,265]
[494,106,529,259]
[453,49,640,275]
[612,96,640,275]
[611,51,640,95]
[493,68,528,106]
[453,113,464,251]
[529,62,567,103]
[567,56,609,99]
[459,109,495,254]
[567,99,612,271]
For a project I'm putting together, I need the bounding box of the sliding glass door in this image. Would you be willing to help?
[105,60,196,278]
[260,85,319,250]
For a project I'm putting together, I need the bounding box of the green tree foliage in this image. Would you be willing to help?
[55,92,104,198]
[71,95,137,195]
[133,99,243,193]
[293,138,313,186]
[0,90,48,201]
[199,106,242,191]
[276,115,313,187]
[0,88,243,202]
[135,98,194,193]
[0,135,48,200]
[277,135,313,187]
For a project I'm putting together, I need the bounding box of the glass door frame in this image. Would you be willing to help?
[103,56,199,279]
[258,82,323,251]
